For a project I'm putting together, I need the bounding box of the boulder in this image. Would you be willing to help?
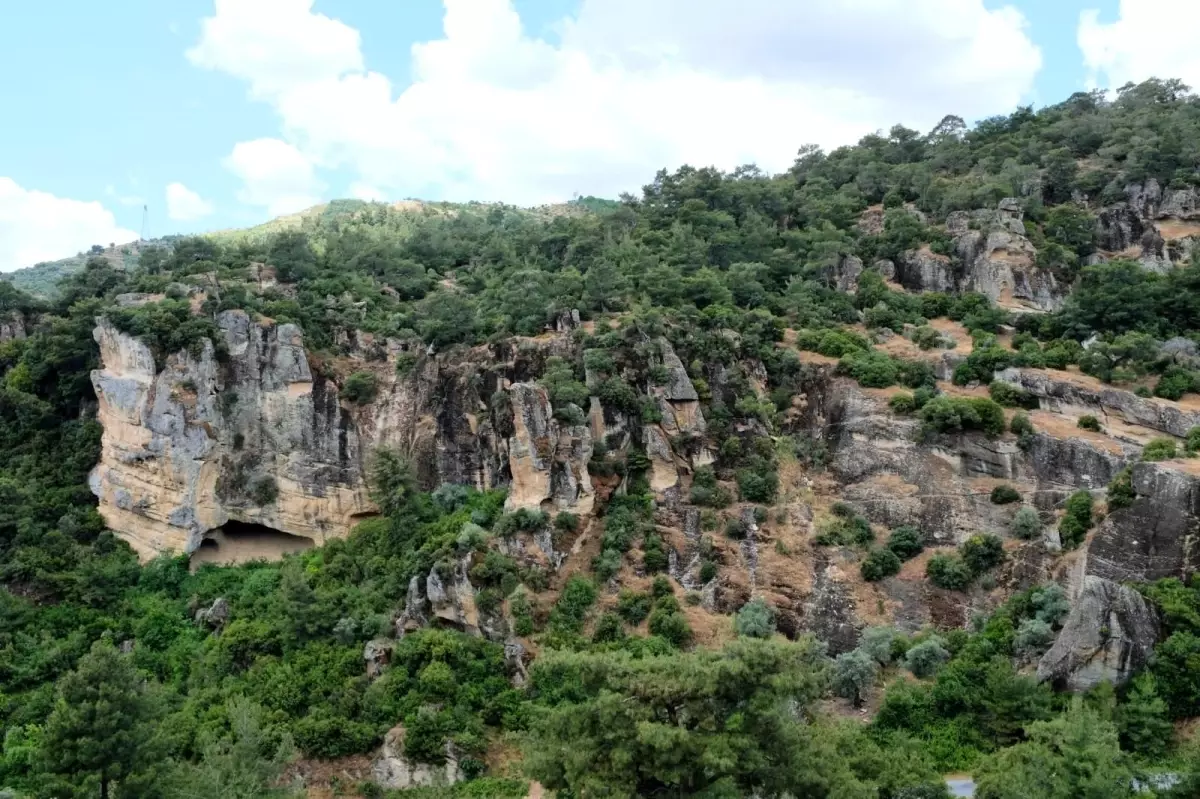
[363,638,394,680]
[371,725,464,790]
[194,597,230,629]
[1037,576,1159,691]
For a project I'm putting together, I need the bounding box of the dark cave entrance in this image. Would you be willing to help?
[190,521,314,567]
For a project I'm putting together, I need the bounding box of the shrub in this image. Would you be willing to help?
[1010,412,1034,437]
[1010,507,1042,540]
[861,548,903,582]
[553,512,579,534]
[1105,467,1136,511]
[250,476,279,505]
[912,325,943,350]
[1059,491,1094,549]
[960,533,1005,575]
[642,534,668,574]
[616,590,652,626]
[904,636,951,678]
[1014,618,1054,660]
[1142,438,1178,462]
[689,467,733,508]
[735,458,779,503]
[796,328,870,358]
[889,393,917,414]
[1187,426,1200,455]
[650,575,674,599]
[886,526,925,561]
[1077,414,1102,432]
[832,648,879,706]
[920,396,1006,437]
[990,485,1021,505]
[988,381,1037,409]
[1155,365,1198,401]
[341,371,378,405]
[699,560,717,583]
[927,553,972,591]
[724,516,749,540]
[648,605,692,648]
[815,512,874,547]
[734,598,776,638]
[859,626,898,666]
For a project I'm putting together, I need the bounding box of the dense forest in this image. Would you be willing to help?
[6,78,1200,797]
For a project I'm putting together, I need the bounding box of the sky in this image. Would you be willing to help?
[4,0,1198,272]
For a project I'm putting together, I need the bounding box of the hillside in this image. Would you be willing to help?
[4,78,1200,797]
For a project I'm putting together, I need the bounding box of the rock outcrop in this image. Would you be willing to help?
[1086,462,1200,583]
[1037,576,1159,691]
[504,383,594,513]
[90,313,374,558]
[996,367,1200,439]
[371,726,464,790]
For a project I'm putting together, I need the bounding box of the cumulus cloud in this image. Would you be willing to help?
[223,138,324,216]
[0,178,138,272]
[191,0,1042,206]
[166,182,215,221]
[1079,2,1200,90]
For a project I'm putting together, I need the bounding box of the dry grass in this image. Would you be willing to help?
[1157,220,1200,240]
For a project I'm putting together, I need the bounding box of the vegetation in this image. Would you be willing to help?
[9,76,1200,794]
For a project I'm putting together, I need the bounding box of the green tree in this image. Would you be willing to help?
[833,648,879,707]
[1115,674,1173,759]
[974,702,1133,799]
[525,638,863,798]
[38,639,163,799]
[1010,507,1042,540]
[735,598,776,639]
[168,698,296,798]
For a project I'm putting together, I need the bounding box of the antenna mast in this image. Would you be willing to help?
[140,205,149,242]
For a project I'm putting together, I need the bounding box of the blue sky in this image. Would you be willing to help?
[1,0,1189,271]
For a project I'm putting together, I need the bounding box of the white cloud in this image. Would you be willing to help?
[166,182,215,221]
[0,178,138,272]
[350,182,386,202]
[105,184,146,207]
[223,138,323,216]
[186,0,362,99]
[191,0,1042,206]
[1079,2,1200,90]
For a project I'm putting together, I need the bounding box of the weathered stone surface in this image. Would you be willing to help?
[1087,463,1200,583]
[1096,204,1146,252]
[193,597,230,629]
[504,383,594,513]
[90,314,374,558]
[1037,576,1160,691]
[0,310,27,343]
[371,726,464,790]
[363,638,394,680]
[895,248,956,294]
[996,367,1200,438]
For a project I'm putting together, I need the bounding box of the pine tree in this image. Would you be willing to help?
[38,638,161,799]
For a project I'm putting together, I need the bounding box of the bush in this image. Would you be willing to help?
[912,326,944,350]
[1010,507,1042,540]
[735,458,779,503]
[648,605,692,648]
[920,396,1006,437]
[988,382,1037,409]
[1059,491,1094,549]
[861,548,903,582]
[250,476,279,505]
[1013,618,1055,659]
[859,626,898,666]
[889,393,917,414]
[960,534,1005,575]
[1187,426,1200,455]
[1142,437,1178,462]
[341,371,378,405]
[832,648,879,706]
[1077,414,1102,432]
[1010,412,1034,437]
[815,511,874,547]
[927,553,972,591]
[1106,467,1136,511]
[990,485,1021,505]
[904,637,951,678]
[886,526,925,561]
[553,512,579,534]
[1154,365,1198,401]
[734,598,776,638]
[616,590,652,626]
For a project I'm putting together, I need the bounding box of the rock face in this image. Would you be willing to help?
[1087,463,1200,583]
[371,725,464,790]
[996,368,1200,439]
[90,313,374,558]
[894,200,1065,311]
[1037,576,1160,691]
[504,383,594,513]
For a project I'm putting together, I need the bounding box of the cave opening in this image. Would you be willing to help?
[190,521,314,567]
